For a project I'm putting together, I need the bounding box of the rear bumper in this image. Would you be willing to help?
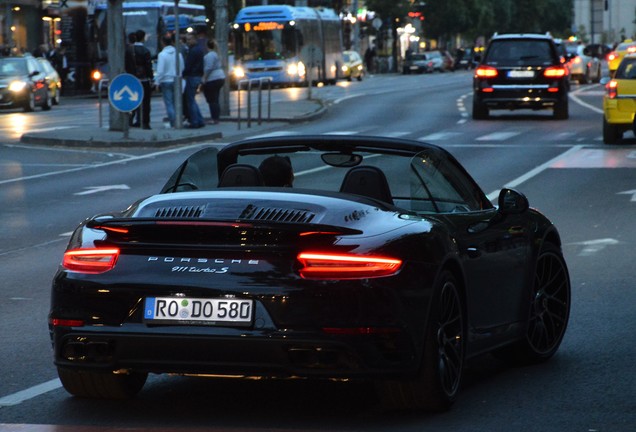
[474,86,567,110]
[604,99,636,125]
[51,324,419,380]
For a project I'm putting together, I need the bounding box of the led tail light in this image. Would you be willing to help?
[544,66,567,78]
[606,80,618,99]
[297,252,402,280]
[475,66,498,78]
[63,248,120,274]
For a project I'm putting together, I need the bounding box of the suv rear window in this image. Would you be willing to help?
[484,40,555,66]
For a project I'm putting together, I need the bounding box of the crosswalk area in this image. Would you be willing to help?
[251,128,604,144]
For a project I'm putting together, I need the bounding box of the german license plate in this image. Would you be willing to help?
[508,70,535,78]
[144,297,253,325]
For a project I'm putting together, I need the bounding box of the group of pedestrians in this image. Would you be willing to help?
[128,29,225,130]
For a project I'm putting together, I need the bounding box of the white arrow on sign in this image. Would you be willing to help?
[113,86,140,102]
[617,189,636,202]
[74,185,130,196]
[569,238,620,256]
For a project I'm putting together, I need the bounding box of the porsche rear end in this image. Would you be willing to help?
[49,191,438,381]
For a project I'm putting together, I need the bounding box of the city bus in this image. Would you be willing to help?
[230,5,344,87]
[89,0,206,82]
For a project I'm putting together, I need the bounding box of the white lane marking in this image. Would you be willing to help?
[486,145,584,202]
[0,379,62,407]
[476,131,522,141]
[0,143,209,186]
[249,131,298,139]
[570,87,604,114]
[419,132,463,141]
[568,238,620,256]
[74,184,130,196]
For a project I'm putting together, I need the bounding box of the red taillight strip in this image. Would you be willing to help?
[297,252,402,280]
[62,248,120,274]
[50,318,84,327]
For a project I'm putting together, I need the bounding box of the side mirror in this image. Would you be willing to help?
[497,188,529,215]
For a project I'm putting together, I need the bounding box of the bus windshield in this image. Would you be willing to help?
[234,26,298,61]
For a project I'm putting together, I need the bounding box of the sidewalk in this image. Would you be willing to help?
[20,97,326,148]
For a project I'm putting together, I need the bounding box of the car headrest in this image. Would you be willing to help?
[339,165,393,205]
[218,164,264,187]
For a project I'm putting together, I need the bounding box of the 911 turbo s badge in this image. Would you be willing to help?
[147,257,260,274]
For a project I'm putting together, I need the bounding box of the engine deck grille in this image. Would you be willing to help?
[154,205,205,219]
[240,205,315,223]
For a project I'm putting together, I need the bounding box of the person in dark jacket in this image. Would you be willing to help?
[182,32,205,128]
[125,30,153,129]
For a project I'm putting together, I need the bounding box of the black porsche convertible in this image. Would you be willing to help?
[49,135,571,412]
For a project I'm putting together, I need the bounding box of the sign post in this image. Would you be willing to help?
[109,73,144,139]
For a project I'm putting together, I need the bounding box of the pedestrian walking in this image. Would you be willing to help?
[182,32,205,128]
[154,34,184,128]
[202,39,225,124]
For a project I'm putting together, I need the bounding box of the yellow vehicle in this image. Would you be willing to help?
[603,53,636,144]
[341,50,364,81]
[608,40,636,77]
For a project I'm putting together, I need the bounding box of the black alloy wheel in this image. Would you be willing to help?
[526,244,570,357]
[378,271,465,412]
[496,242,570,364]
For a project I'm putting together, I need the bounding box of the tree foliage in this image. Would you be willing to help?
[412,0,573,44]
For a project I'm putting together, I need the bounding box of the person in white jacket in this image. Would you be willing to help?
[154,34,184,128]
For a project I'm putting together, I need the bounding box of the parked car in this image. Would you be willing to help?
[49,134,571,412]
[402,52,431,74]
[0,56,51,111]
[425,50,445,72]
[608,39,636,77]
[341,50,364,81]
[472,33,570,120]
[37,57,61,105]
[602,53,636,144]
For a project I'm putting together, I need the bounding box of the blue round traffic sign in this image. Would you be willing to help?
[109,73,144,112]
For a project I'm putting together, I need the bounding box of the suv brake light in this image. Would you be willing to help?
[544,66,567,78]
[475,66,498,78]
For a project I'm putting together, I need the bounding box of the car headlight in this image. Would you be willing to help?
[232,66,245,79]
[341,65,350,73]
[287,61,306,78]
[8,81,27,92]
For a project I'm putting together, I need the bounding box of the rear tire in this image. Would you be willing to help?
[57,367,147,399]
[603,118,621,144]
[378,271,464,412]
[472,98,489,120]
[41,92,51,111]
[553,98,569,120]
[23,92,35,112]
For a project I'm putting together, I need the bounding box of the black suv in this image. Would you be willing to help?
[472,33,570,120]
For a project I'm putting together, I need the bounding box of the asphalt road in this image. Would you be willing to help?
[1,71,634,431]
